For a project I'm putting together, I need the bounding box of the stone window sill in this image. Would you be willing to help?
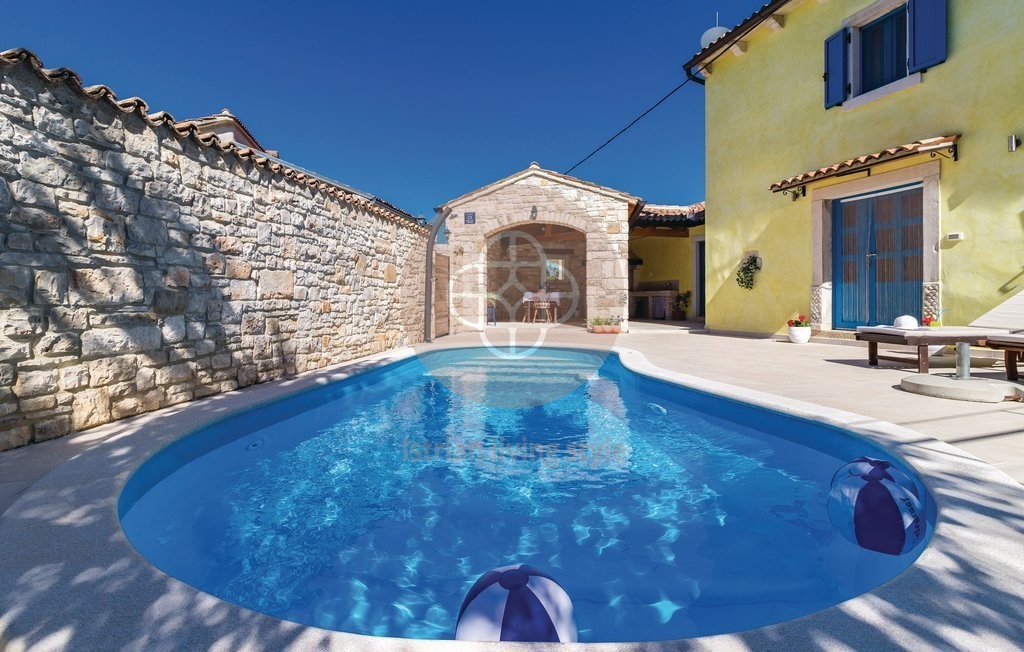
[843,73,922,111]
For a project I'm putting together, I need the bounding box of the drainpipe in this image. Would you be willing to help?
[423,206,453,343]
[685,66,707,87]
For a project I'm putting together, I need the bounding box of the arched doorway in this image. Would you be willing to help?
[486,223,587,324]
[436,163,636,334]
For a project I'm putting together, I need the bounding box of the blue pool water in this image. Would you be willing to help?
[120,348,933,642]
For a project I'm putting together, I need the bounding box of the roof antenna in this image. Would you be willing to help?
[700,11,730,49]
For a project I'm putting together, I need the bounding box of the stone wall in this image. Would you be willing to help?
[0,55,427,451]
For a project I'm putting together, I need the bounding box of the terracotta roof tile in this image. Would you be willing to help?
[633,201,705,228]
[769,135,960,192]
[0,47,426,231]
[176,109,267,153]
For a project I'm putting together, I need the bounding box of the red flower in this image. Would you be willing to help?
[787,314,810,328]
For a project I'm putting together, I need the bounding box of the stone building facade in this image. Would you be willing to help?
[439,163,639,332]
[0,49,428,451]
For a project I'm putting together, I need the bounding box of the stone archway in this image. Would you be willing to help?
[485,223,587,323]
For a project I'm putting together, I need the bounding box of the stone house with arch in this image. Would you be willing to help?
[435,163,641,334]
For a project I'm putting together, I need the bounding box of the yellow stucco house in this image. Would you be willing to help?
[685,0,1024,336]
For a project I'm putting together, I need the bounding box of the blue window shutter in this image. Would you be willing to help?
[909,0,947,73]
[824,27,850,108]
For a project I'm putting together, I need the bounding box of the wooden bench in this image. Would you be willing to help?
[983,334,1024,381]
[854,326,1010,374]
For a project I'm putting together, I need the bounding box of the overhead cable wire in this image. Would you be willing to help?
[563,12,767,175]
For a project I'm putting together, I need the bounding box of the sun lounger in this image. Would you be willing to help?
[854,326,1010,373]
[982,334,1024,382]
[969,290,1024,332]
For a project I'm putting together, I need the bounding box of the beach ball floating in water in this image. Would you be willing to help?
[827,457,925,556]
[455,564,577,642]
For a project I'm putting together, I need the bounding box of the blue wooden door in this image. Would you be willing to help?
[833,185,923,328]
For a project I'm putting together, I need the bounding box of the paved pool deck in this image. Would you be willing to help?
[1,328,1023,650]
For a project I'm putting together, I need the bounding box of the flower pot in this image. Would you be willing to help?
[611,325,621,334]
[788,326,811,344]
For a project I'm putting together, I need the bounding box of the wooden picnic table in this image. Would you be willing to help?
[983,335,1024,382]
[854,326,1009,374]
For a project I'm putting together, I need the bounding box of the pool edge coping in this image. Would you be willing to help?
[1,342,1022,651]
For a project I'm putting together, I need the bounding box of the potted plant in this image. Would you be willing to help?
[736,255,761,290]
[610,317,622,334]
[787,314,812,344]
[922,312,944,356]
[589,316,610,333]
[485,292,500,325]
[672,291,692,321]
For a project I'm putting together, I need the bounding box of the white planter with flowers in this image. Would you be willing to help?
[787,314,812,344]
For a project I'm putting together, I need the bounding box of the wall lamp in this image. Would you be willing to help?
[1010,135,1021,153]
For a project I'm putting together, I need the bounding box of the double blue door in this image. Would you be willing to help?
[833,185,923,329]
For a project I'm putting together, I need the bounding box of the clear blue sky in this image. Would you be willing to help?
[2,1,764,218]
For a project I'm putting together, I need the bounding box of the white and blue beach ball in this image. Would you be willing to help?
[455,564,577,642]
[827,457,925,556]
[831,457,921,500]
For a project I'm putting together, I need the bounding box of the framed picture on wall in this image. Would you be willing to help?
[545,258,565,281]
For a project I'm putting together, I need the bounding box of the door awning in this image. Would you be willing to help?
[769,135,960,194]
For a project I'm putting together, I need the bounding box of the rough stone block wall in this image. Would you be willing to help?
[0,57,426,451]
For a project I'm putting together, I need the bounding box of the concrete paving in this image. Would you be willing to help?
[2,330,1024,651]
[900,373,1024,403]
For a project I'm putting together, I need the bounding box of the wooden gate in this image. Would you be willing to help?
[433,254,450,338]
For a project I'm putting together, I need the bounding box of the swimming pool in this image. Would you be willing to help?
[119,347,934,642]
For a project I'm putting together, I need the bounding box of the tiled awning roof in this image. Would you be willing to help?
[633,202,705,228]
[0,47,426,230]
[769,135,960,192]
